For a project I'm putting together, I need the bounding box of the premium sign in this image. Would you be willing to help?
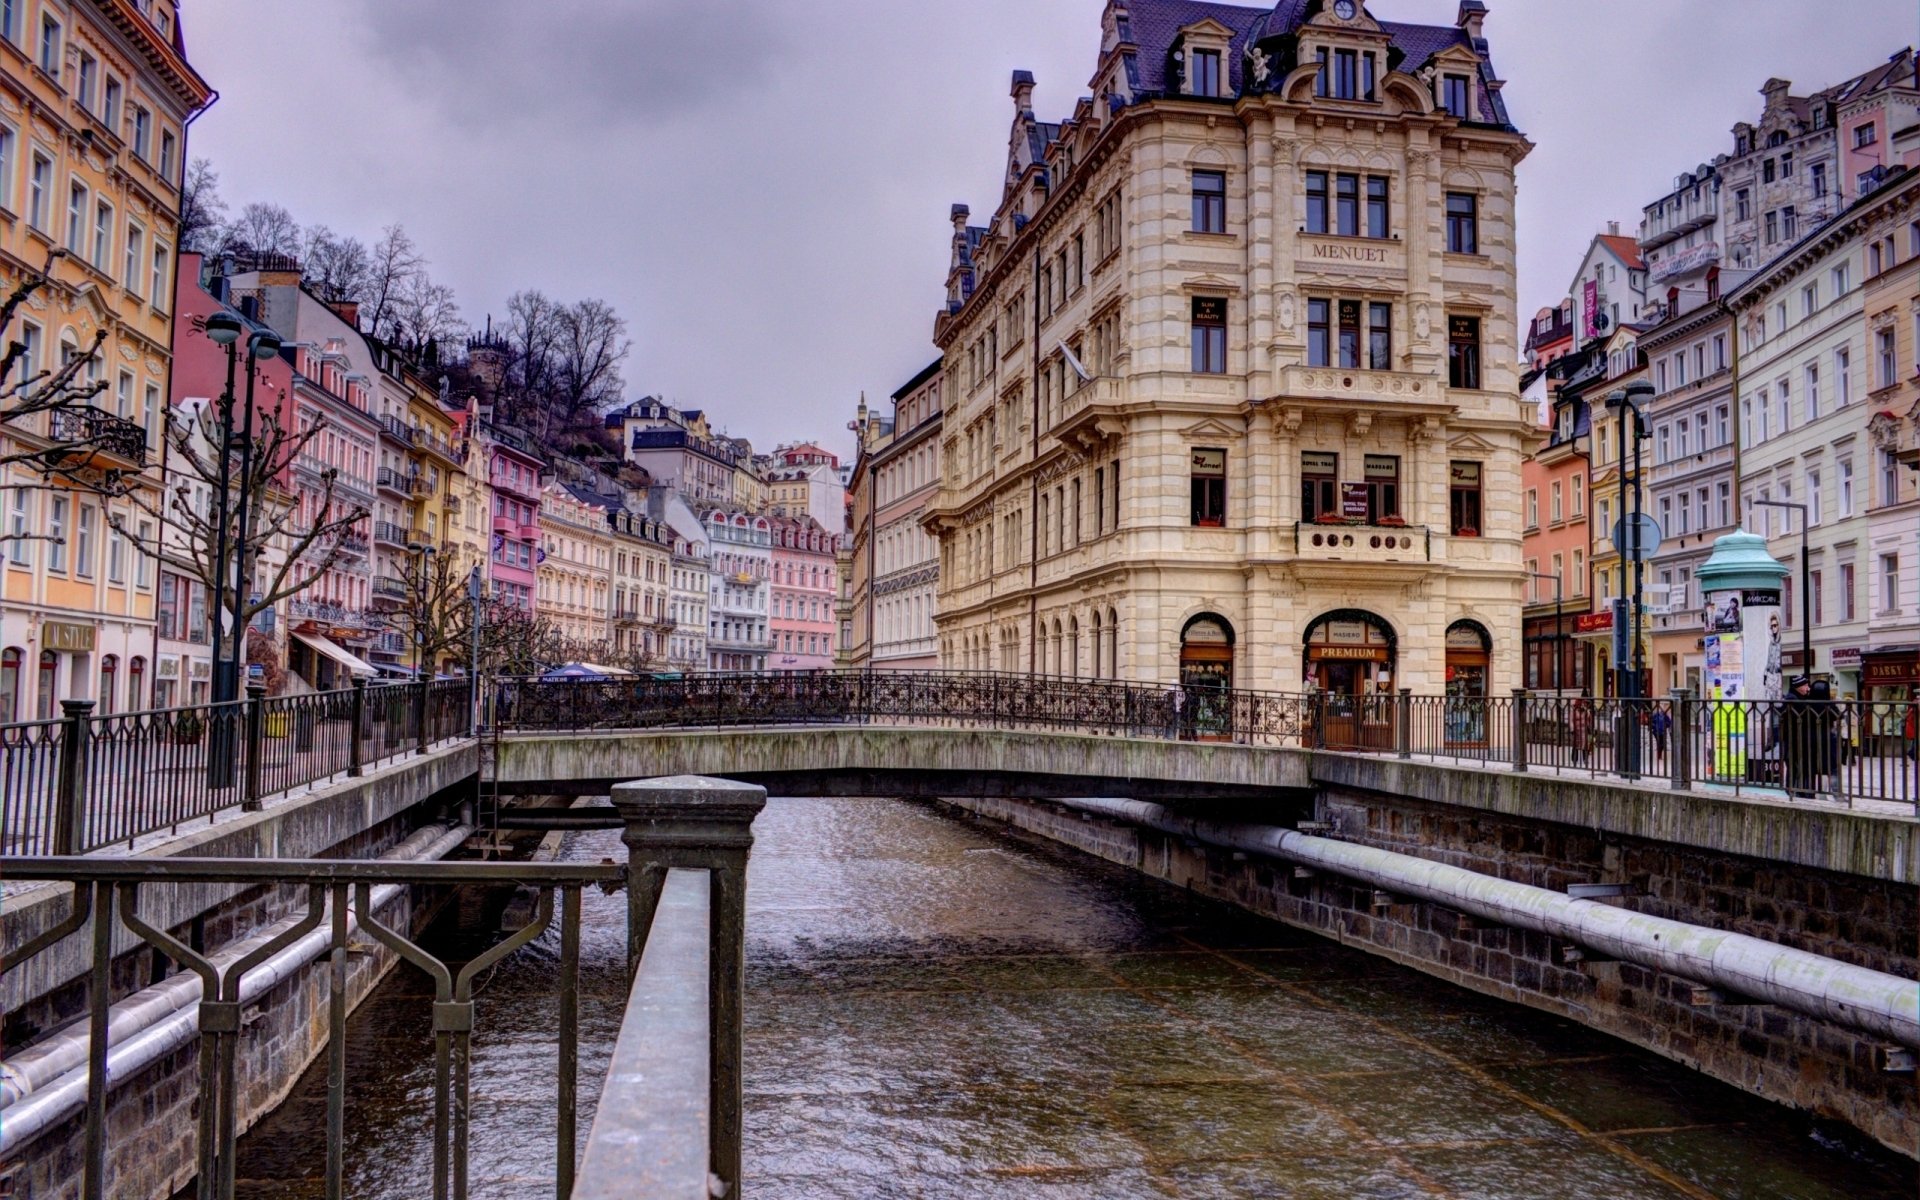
[1311,646,1391,661]
[41,621,95,653]
[1307,240,1392,264]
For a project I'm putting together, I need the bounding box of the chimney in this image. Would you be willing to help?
[950,203,970,234]
[1011,70,1036,114]
[1607,220,1620,236]
[325,299,360,329]
[1456,0,1486,42]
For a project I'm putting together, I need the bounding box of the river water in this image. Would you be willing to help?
[221,797,1912,1198]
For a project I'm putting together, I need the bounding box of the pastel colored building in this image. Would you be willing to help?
[768,516,838,672]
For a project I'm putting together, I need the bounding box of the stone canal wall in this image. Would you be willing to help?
[939,777,1920,1157]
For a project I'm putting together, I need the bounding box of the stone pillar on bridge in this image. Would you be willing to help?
[609,774,767,1199]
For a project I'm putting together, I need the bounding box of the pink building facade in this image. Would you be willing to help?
[769,516,839,672]
[485,431,543,611]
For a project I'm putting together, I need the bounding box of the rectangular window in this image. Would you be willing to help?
[1832,263,1851,295]
[0,123,11,213]
[1446,192,1478,254]
[1307,298,1330,367]
[125,224,144,297]
[1841,563,1856,621]
[1840,459,1854,516]
[1335,173,1359,237]
[75,504,94,578]
[76,52,95,111]
[1190,448,1226,527]
[0,0,15,43]
[1191,170,1225,233]
[1442,74,1470,118]
[1763,160,1776,185]
[1315,48,1328,96]
[1885,448,1904,507]
[132,107,152,160]
[1337,300,1361,369]
[1764,211,1778,243]
[92,201,111,274]
[1333,49,1358,100]
[1717,481,1731,526]
[1855,122,1877,148]
[103,76,121,130]
[66,179,88,254]
[1366,175,1389,239]
[1572,474,1585,515]
[1526,488,1538,529]
[1783,206,1797,240]
[28,151,50,230]
[159,129,176,180]
[48,496,67,573]
[1811,162,1827,198]
[1806,469,1821,525]
[1714,334,1728,370]
[1735,189,1750,221]
[37,13,59,77]
[151,243,170,312]
[1191,49,1221,97]
[1364,454,1399,522]
[1190,297,1226,374]
[1811,570,1824,624]
[1305,171,1328,234]
[1302,451,1338,521]
[1877,328,1897,388]
[1093,467,1105,535]
[1835,347,1851,405]
[1447,315,1482,389]
[1885,554,1902,613]
[7,488,30,565]
[1367,302,1391,370]
[1804,363,1819,419]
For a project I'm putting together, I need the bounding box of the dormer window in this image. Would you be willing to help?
[1192,49,1222,97]
[1317,48,1374,101]
[1441,74,1471,118]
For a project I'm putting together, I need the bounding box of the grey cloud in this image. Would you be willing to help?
[347,0,798,127]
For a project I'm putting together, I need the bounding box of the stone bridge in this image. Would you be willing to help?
[494,726,1313,802]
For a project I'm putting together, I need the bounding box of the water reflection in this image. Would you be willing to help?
[220,797,1913,1198]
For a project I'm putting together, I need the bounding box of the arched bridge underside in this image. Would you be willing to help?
[494,726,1314,803]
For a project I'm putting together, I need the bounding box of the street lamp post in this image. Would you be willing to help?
[407,542,436,753]
[200,313,282,789]
[1605,380,1656,776]
[1750,499,1812,677]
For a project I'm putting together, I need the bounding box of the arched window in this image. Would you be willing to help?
[0,647,21,723]
[1089,611,1104,678]
[1106,607,1120,678]
[99,654,119,716]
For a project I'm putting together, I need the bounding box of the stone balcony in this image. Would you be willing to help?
[1292,520,1432,569]
[1277,365,1444,407]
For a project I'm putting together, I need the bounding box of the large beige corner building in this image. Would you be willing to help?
[923,0,1533,710]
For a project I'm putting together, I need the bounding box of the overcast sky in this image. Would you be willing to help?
[184,0,1915,459]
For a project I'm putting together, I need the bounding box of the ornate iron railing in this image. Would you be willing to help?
[495,668,1311,745]
[0,680,474,856]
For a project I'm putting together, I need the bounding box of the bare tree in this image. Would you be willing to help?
[179,158,228,255]
[548,298,631,435]
[362,224,426,342]
[301,225,372,303]
[386,545,485,675]
[221,201,303,259]
[475,597,573,677]
[110,362,369,651]
[394,276,465,357]
[0,250,146,540]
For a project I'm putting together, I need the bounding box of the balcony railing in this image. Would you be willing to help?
[1294,520,1433,563]
[373,521,412,547]
[47,406,148,468]
[1279,364,1442,405]
[378,414,418,445]
[377,467,423,495]
[373,576,408,601]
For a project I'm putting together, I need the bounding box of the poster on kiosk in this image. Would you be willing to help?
[1697,531,1788,786]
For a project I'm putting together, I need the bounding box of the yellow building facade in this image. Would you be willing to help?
[538,481,613,650]
[0,0,211,718]
[925,0,1533,716]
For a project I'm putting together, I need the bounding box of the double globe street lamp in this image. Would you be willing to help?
[201,310,281,790]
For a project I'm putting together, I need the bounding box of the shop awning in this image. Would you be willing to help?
[293,632,378,678]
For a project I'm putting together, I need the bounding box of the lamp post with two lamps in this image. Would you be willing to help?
[199,310,282,789]
[1604,379,1656,776]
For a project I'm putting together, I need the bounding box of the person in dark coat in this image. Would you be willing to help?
[1782,675,1822,798]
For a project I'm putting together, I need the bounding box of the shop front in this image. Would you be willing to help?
[1177,614,1234,740]
[1444,621,1491,747]
[1861,648,1917,756]
[1304,610,1396,750]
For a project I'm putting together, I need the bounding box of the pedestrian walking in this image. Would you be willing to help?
[1568,696,1593,766]
[1648,702,1671,771]
[1904,700,1917,761]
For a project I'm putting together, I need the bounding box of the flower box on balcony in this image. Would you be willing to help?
[1453,527,1480,538]
[1376,515,1408,528]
